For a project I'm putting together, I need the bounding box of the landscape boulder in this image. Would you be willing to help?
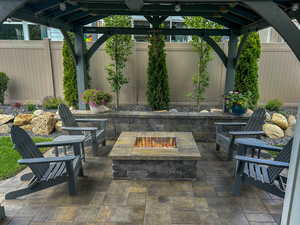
[33,109,44,116]
[271,113,288,130]
[263,123,285,139]
[13,114,34,126]
[200,110,209,113]
[210,108,223,113]
[288,115,296,127]
[0,114,14,125]
[0,124,10,134]
[55,121,62,132]
[20,124,33,131]
[265,112,271,122]
[31,113,57,135]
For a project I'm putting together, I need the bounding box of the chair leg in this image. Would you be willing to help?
[227,137,235,160]
[0,205,5,220]
[102,139,106,146]
[91,131,97,156]
[232,175,242,196]
[66,161,77,195]
[216,143,220,151]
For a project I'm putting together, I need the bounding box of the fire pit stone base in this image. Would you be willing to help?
[112,159,197,180]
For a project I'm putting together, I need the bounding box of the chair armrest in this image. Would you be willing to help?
[234,155,289,168]
[36,141,76,148]
[215,122,247,126]
[62,126,98,131]
[75,118,107,123]
[18,155,76,165]
[235,138,283,152]
[229,131,264,136]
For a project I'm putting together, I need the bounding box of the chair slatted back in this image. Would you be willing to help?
[58,104,82,135]
[268,138,293,182]
[11,126,49,179]
[244,108,266,131]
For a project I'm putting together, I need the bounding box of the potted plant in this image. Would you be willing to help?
[225,91,249,115]
[81,89,112,113]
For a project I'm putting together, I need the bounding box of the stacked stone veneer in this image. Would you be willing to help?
[73,111,249,142]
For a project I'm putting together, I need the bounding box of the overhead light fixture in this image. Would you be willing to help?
[59,2,67,11]
[292,3,299,11]
[174,4,181,12]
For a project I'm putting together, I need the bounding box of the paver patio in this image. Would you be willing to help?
[0,141,283,225]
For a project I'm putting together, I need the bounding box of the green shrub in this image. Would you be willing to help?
[147,34,170,110]
[63,32,90,108]
[26,104,37,112]
[0,72,9,104]
[42,96,65,110]
[81,89,112,106]
[235,32,261,109]
[265,99,282,111]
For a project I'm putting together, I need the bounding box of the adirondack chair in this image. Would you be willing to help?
[58,104,107,156]
[5,126,84,200]
[233,138,292,198]
[215,108,266,160]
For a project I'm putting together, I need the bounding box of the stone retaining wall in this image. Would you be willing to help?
[73,111,249,142]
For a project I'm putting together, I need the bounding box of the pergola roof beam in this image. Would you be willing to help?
[0,0,29,23]
[12,8,73,30]
[30,0,61,15]
[83,27,231,36]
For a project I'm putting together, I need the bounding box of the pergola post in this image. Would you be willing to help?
[224,32,238,94]
[74,26,88,110]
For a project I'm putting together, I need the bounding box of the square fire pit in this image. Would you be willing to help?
[109,132,201,180]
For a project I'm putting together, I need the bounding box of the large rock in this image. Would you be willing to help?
[20,124,33,131]
[31,114,57,135]
[0,124,10,134]
[263,123,285,139]
[210,108,223,113]
[200,110,209,113]
[285,126,294,137]
[246,109,253,116]
[271,113,288,130]
[0,114,14,125]
[33,109,44,116]
[265,112,271,122]
[13,114,34,126]
[55,121,62,132]
[288,115,296,127]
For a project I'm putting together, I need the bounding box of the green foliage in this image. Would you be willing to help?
[104,16,133,110]
[0,72,9,104]
[147,34,170,110]
[25,104,37,112]
[82,89,112,106]
[42,96,65,110]
[0,136,52,180]
[235,32,261,109]
[63,32,90,108]
[265,99,283,111]
[225,91,250,109]
[184,17,222,110]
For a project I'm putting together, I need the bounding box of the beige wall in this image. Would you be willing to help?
[0,40,299,106]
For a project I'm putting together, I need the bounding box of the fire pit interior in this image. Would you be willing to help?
[134,136,177,149]
[109,132,201,180]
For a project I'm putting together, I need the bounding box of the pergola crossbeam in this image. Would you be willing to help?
[87,34,111,61]
[0,0,29,23]
[83,27,231,36]
[201,36,228,67]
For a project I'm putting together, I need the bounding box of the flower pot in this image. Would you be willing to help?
[231,104,246,115]
[89,105,109,114]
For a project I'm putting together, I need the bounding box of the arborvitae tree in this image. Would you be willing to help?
[147,34,170,110]
[104,16,133,110]
[62,32,90,108]
[235,32,261,108]
[184,17,222,111]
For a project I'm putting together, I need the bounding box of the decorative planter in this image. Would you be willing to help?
[231,104,246,115]
[89,105,109,114]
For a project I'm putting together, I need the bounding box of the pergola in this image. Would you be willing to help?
[1,2,300,223]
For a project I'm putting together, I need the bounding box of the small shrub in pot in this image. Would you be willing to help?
[265,99,282,112]
[42,96,65,110]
